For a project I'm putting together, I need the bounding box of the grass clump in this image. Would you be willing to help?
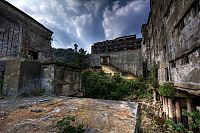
[56,115,84,133]
[20,88,46,97]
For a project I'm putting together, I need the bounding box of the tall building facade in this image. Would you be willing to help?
[90,35,143,78]
[142,0,200,124]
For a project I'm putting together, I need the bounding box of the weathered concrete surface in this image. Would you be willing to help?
[2,59,41,97]
[90,49,143,76]
[41,61,81,96]
[0,0,52,60]
[0,97,138,133]
[142,0,200,92]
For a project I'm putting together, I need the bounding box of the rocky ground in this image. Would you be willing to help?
[0,96,174,133]
[0,96,138,133]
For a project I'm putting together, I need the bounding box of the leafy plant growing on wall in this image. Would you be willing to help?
[148,63,159,89]
[165,110,200,133]
[158,82,175,97]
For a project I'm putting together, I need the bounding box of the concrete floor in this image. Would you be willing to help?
[0,96,138,133]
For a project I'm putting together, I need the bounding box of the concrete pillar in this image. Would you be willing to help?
[168,98,174,119]
[159,96,163,118]
[175,99,181,123]
[187,98,193,130]
[165,97,169,119]
[163,96,166,117]
[153,90,157,104]
[160,95,163,101]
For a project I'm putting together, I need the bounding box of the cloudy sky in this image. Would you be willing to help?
[6,0,150,52]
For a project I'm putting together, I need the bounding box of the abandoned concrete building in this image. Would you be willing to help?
[142,0,200,127]
[0,0,81,97]
[90,35,143,79]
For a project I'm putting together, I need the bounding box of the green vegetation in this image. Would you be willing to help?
[158,83,175,97]
[52,46,89,70]
[56,115,84,133]
[81,70,150,100]
[20,88,46,97]
[148,63,159,89]
[165,110,200,133]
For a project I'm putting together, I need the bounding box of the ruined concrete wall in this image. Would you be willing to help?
[90,49,143,76]
[41,63,81,96]
[142,0,200,90]
[41,64,55,94]
[54,65,81,96]
[2,59,41,97]
[0,61,5,94]
[18,61,41,94]
[2,59,21,97]
[0,0,52,60]
[101,64,137,80]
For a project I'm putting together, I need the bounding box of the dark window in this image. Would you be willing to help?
[181,55,189,65]
[165,67,169,81]
[192,2,200,17]
[170,60,176,68]
[163,45,166,54]
[178,19,185,32]
[198,48,200,57]
[101,57,109,64]
[28,50,38,60]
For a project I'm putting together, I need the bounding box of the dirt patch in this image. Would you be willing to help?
[0,97,138,133]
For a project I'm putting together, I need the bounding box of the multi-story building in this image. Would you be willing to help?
[0,0,53,60]
[90,35,143,79]
[142,0,200,125]
[0,0,81,97]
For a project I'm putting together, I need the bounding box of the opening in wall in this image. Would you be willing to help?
[28,50,38,60]
[165,67,169,81]
[181,55,189,65]
[170,60,176,68]
[100,56,110,64]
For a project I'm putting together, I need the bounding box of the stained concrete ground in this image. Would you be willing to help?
[0,96,138,133]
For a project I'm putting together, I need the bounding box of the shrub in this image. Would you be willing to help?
[56,115,84,133]
[182,110,200,129]
[165,119,186,132]
[158,83,175,97]
[81,70,150,100]
[33,88,46,96]
[165,110,200,133]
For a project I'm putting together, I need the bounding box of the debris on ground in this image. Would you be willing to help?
[0,97,139,133]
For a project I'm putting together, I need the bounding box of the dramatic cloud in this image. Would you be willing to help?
[6,0,150,52]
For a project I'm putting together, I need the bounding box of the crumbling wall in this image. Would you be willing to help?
[143,0,200,90]
[2,59,21,97]
[90,49,143,76]
[2,59,41,97]
[41,64,55,94]
[0,0,52,60]
[41,63,81,96]
[0,61,5,94]
[18,60,41,94]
